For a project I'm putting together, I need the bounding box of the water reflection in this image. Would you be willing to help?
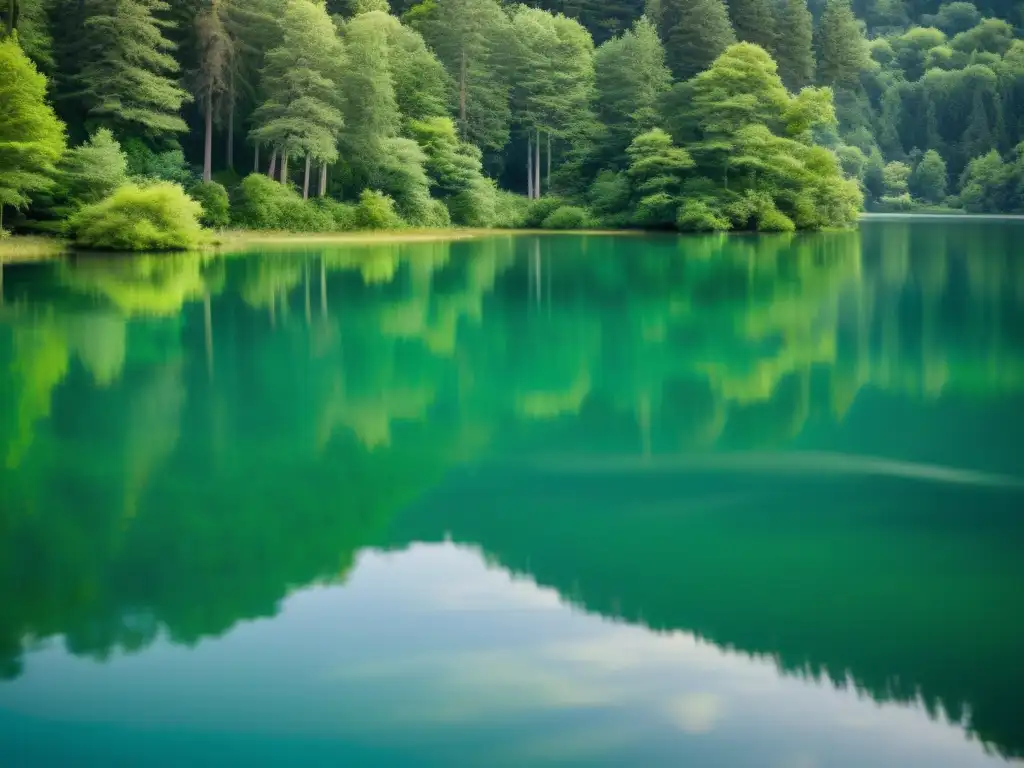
[2,222,1024,761]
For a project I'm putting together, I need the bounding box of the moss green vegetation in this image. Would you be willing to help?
[67,183,205,251]
[7,0,1024,245]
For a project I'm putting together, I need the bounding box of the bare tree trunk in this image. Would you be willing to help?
[203,94,213,183]
[546,131,551,190]
[279,152,288,185]
[226,74,235,171]
[319,162,327,196]
[6,0,15,36]
[534,129,541,198]
[459,49,467,131]
[254,144,260,174]
[268,149,277,179]
[526,133,533,200]
[302,153,311,200]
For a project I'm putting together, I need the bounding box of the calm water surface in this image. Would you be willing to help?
[1,221,1023,766]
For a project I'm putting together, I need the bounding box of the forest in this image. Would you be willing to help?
[4,0,1024,247]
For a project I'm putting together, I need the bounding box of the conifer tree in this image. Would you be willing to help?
[593,16,671,169]
[651,0,735,80]
[78,0,191,135]
[816,0,869,89]
[728,0,776,55]
[774,0,813,91]
[194,0,233,182]
[251,0,344,197]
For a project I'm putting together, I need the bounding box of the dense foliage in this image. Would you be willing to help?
[7,0,1024,239]
[67,182,205,249]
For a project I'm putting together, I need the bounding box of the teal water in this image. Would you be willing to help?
[1,221,1023,766]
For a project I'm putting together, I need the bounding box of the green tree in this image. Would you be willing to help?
[251,0,344,198]
[77,0,191,135]
[625,127,693,226]
[959,148,1008,211]
[774,0,814,92]
[910,149,947,203]
[0,35,66,231]
[882,160,910,195]
[650,0,735,80]
[52,128,129,215]
[922,2,979,35]
[1,0,52,70]
[592,16,671,169]
[728,0,775,55]
[407,0,513,152]
[407,116,494,224]
[816,0,868,90]
[193,0,234,182]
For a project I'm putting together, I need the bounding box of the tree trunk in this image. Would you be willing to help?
[268,149,277,179]
[319,162,327,196]
[546,131,551,190]
[6,0,15,35]
[534,129,541,199]
[279,152,288,185]
[203,94,213,183]
[254,144,260,174]
[302,153,311,200]
[459,49,467,131]
[527,133,533,200]
[226,74,235,171]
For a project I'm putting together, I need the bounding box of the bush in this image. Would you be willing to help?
[311,198,358,231]
[67,182,204,251]
[879,193,915,211]
[189,181,230,228]
[633,192,678,228]
[231,174,299,229]
[541,205,594,230]
[756,206,796,232]
[492,190,531,228]
[676,199,730,232]
[522,196,566,228]
[448,177,496,227]
[279,198,334,232]
[355,190,404,230]
[588,170,630,217]
[423,198,452,228]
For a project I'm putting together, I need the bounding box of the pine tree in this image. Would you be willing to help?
[651,0,735,81]
[728,0,776,55]
[774,0,813,91]
[78,0,191,135]
[816,0,868,90]
[193,0,233,182]
[593,16,671,169]
[0,35,66,231]
[251,0,344,197]
[407,0,513,152]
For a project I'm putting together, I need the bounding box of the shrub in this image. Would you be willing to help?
[423,198,452,228]
[879,193,915,211]
[279,198,334,232]
[588,170,630,217]
[189,181,230,228]
[676,199,730,232]
[355,189,404,230]
[67,182,204,251]
[447,177,496,227]
[231,174,302,229]
[757,206,796,232]
[541,205,594,230]
[632,192,678,228]
[311,198,358,231]
[492,190,531,228]
[522,196,566,228]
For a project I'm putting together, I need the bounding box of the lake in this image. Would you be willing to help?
[1,220,1023,766]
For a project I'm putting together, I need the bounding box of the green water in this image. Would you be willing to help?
[1,220,1023,766]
